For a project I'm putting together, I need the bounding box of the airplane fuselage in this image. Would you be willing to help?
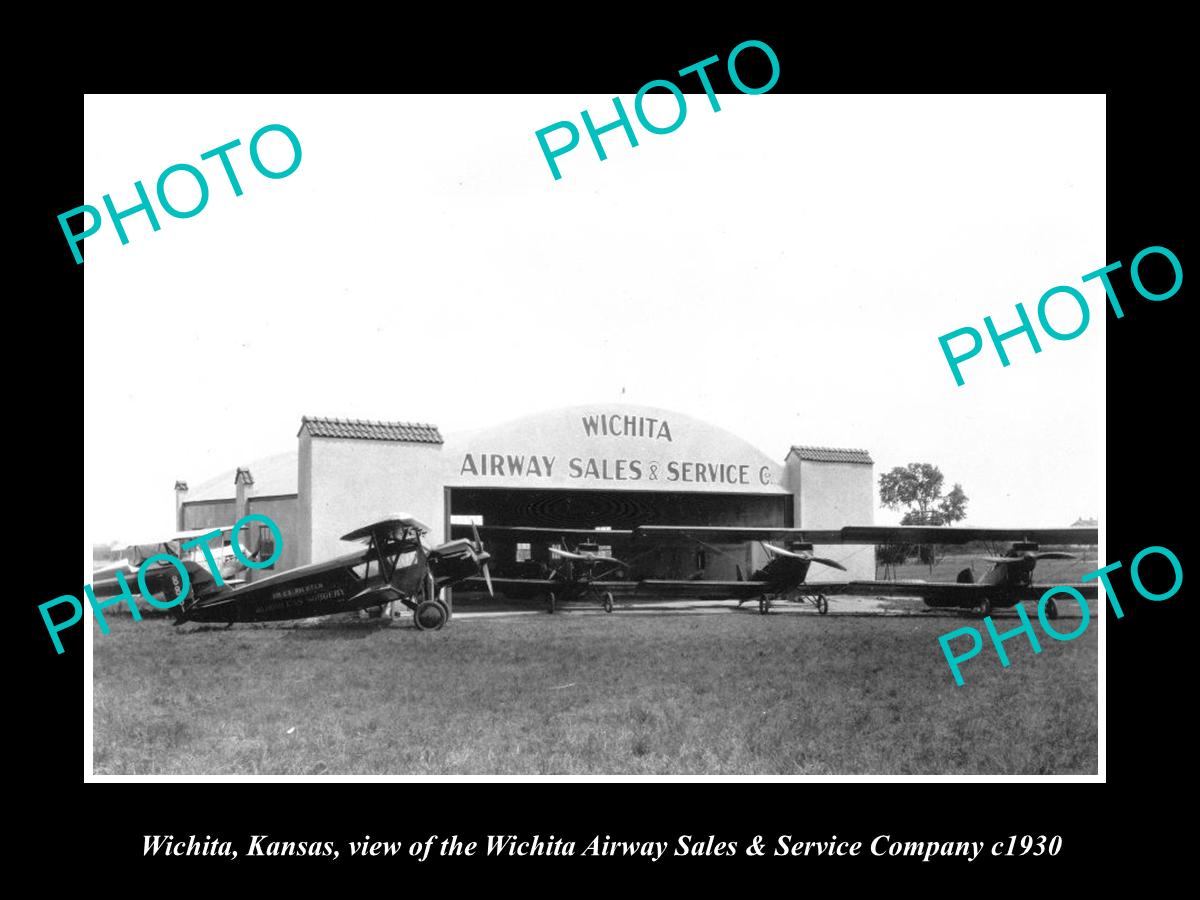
[745,556,813,598]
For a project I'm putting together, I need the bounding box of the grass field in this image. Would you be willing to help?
[93,604,1097,776]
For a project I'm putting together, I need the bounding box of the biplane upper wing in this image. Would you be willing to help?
[846,580,1099,600]
[633,526,844,543]
[840,526,1098,545]
[341,514,430,542]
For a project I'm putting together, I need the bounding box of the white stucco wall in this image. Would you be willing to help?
[305,438,445,565]
[784,456,876,581]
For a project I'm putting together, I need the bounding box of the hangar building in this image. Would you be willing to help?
[176,404,876,587]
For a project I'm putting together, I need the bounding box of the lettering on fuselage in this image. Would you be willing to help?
[268,581,346,609]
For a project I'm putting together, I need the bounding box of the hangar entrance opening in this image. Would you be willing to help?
[447,486,792,588]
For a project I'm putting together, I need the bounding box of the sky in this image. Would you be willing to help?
[83,94,1105,542]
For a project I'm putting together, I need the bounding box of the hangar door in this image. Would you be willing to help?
[447,486,791,583]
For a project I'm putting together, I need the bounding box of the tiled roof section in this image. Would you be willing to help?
[788,445,874,465]
[300,416,443,444]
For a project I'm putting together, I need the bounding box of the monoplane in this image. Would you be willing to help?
[634,527,853,614]
[841,525,1099,617]
[455,526,636,613]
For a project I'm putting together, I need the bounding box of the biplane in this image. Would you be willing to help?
[173,515,492,630]
[455,526,636,613]
[841,525,1100,617]
[91,525,257,600]
[634,527,854,614]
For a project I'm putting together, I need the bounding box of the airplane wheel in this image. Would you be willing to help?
[434,599,450,623]
[1045,598,1059,620]
[413,599,447,631]
[974,597,992,619]
[603,592,614,614]
[547,592,557,614]
[817,594,829,615]
[758,595,769,615]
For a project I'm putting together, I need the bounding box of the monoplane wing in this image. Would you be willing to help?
[638,579,858,598]
[452,525,635,540]
[633,526,844,543]
[840,526,1098,545]
[846,580,1099,600]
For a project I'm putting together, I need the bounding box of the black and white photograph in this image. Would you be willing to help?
[79,90,1108,779]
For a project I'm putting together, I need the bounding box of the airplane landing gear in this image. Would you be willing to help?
[413,599,447,631]
[758,595,770,615]
[816,594,829,615]
[603,592,614,613]
[974,596,993,619]
[1045,598,1059,620]
[547,591,557,614]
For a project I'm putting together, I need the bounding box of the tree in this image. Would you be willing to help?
[877,463,969,575]
[879,463,968,525]
[938,483,968,524]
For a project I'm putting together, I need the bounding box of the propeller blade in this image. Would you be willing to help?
[1034,551,1077,561]
[482,561,494,597]
[471,521,483,550]
[810,556,848,571]
[763,542,807,560]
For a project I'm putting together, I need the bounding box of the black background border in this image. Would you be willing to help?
[19,23,1188,883]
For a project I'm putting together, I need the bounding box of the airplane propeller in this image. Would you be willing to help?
[549,544,632,569]
[761,542,847,570]
[982,551,1076,565]
[470,521,494,597]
